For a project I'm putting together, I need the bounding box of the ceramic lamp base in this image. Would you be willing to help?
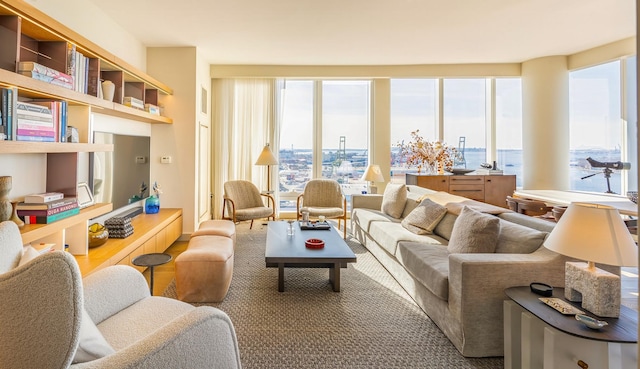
[564,261,620,318]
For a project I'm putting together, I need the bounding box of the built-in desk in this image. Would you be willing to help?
[514,189,637,217]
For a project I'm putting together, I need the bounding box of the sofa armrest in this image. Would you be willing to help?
[71,307,242,369]
[351,194,383,211]
[82,265,150,324]
[446,247,568,356]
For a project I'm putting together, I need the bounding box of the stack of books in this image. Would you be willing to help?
[17,192,79,224]
[18,61,74,90]
[123,96,144,110]
[0,93,68,142]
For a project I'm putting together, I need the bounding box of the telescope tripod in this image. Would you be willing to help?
[581,167,615,194]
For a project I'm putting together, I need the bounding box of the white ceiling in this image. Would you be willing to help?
[85,0,635,66]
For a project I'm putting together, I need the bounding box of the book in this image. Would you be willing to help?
[16,128,56,137]
[18,61,74,85]
[66,43,76,91]
[145,103,160,115]
[123,96,144,110]
[1,87,17,140]
[474,169,504,175]
[17,197,77,210]
[16,135,55,142]
[18,201,78,217]
[20,71,74,89]
[21,207,80,224]
[24,192,65,203]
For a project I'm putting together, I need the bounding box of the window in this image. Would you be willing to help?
[278,80,371,212]
[495,78,523,187]
[443,79,487,170]
[390,79,437,182]
[569,61,624,194]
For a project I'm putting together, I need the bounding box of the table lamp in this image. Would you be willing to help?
[361,164,385,194]
[255,144,278,193]
[543,202,638,317]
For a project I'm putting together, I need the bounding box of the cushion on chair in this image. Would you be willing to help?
[234,207,274,221]
[302,179,344,208]
[72,308,115,363]
[0,221,25,273]
[381,183,407,219]
[448,206,501,254]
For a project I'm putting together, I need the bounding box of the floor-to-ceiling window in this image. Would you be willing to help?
[390,79,438,182]
[495,78,523,187]
[569,60,627,194]
[443,79,487,170]
[278,80,371,212]
[390,78,522,184]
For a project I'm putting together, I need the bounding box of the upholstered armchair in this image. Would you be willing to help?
[223,180,275,228]
[297,179,347,238]
[0,221,242,369]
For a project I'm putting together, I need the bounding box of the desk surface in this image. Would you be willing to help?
[514,189,637,216]
[505,286,637,343]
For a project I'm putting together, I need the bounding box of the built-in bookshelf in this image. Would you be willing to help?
[0,0,176,255]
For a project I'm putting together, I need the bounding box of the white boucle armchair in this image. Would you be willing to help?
[0,221,242,369]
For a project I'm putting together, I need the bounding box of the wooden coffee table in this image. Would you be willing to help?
[265,221,356,292]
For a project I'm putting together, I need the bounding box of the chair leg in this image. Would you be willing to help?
[250,220,254,229]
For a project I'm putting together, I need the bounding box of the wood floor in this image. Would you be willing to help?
[147,240,639,311]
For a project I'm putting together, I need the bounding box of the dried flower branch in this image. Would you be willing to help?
[396,130,460,173]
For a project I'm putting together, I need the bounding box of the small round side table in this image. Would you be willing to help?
[132,253,172,295]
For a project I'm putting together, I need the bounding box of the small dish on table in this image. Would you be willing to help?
[445,168,476,175]
[575,314,608,329]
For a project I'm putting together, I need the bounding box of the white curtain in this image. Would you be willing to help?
[212,78,283,219]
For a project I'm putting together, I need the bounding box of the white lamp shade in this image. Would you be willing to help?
[255,144,278,166]
[543,202,638,267]
[361,164,385,183]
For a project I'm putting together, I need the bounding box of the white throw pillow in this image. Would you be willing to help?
[18,245,40,267]
[72,308,115,363]
[401,199,448,235]
[448,206,500,254]
[381,183,407,219]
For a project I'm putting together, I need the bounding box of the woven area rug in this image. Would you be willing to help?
[163,222,504,369]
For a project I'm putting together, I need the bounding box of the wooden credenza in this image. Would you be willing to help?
[406,173,516,208]
[73,208,183,276]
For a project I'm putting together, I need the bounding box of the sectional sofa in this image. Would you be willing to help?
[350,184,569,357]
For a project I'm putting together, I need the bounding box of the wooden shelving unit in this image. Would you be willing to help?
[0,0,179,259]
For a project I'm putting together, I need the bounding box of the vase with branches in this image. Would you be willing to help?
[396,130,460,174]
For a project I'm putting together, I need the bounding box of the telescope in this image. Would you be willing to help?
[582,157,631,194]
[585,157,631,170]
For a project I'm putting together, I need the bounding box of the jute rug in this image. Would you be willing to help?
[164,222,503,369]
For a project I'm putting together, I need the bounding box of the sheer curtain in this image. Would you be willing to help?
[212,78,283,219]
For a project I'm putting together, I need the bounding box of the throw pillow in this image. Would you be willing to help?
[448,206,501,254]
[72,308,116,363]
[18,245,40,267]
[401,199,448,235]
[381,183,407,219]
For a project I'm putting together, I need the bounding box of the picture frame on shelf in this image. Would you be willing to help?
[77,182,94,209]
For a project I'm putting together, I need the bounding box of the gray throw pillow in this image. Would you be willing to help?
[448,206,500,254]
[381,183,407,219]
[401,199,448,235]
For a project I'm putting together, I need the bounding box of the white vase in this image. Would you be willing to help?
[101,80,115,102]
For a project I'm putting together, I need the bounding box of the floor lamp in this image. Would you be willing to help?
[255,144,278,193]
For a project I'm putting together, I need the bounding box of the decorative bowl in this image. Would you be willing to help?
[305,238,325,249]
[445,168,476,175]
[575,314,608,329]
[627,191,638,204]
[88,223,109,248]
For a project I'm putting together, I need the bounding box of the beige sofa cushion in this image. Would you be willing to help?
[496,219,548,254]
[351,208,399,233]
[448,206,501,254]
[396,242,450,300]
[433,213,458,240]
[369,221,448,256]
[381,183,407,219]
[401,199,447,235]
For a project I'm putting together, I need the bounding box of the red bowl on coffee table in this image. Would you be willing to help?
[305,238,325,249]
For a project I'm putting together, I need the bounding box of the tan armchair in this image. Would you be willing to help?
[297,179,347,238]
[223,180,275,228]
[0,221,242,368]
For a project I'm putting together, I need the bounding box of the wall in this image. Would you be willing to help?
[24,0,146,71]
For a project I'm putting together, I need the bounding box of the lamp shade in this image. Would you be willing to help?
[255,144,278,166]
[543,202,637,267]
[361,164,385,183]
